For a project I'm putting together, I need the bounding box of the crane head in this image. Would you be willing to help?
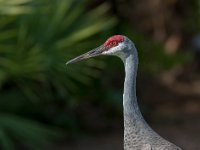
[66,35,132,65]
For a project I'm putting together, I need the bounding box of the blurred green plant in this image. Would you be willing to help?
[0,0,33,15]
[0,0,116,149]
[0,114,60,150]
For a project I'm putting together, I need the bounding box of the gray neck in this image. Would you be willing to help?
[122,45,143,121]
[120,45,150,147]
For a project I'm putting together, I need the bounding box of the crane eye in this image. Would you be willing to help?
[107,41,118,48]
[111,41,118,47]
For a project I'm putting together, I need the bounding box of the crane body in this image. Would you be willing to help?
[67,35,182,150]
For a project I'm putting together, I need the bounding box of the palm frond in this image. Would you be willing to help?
[0,0,33,15]
[0,0,116,149]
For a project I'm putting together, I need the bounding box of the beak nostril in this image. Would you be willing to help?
[89,51,96,55]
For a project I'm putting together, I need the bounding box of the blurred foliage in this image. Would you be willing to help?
[129,31,192,74]
[0,0,116,149]
[188,0,200,32]
[0,0,33,15]
[0,114,60,150]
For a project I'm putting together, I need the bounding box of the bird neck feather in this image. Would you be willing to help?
[122,45,141,118]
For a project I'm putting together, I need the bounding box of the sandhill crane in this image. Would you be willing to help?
[66,35,182,150]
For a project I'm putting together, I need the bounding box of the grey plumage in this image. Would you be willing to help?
[118,38,181,150]
[66,35,182,150]
[119,39,181,150]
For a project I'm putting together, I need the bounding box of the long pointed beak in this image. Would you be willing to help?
[66,45,107,65]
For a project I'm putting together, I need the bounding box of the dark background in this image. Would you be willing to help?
[0,0,200,149]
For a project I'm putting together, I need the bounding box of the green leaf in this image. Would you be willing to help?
[0,129,15,150]
[0,114,61,149]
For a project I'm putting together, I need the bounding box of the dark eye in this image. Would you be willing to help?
[113,41,117,45]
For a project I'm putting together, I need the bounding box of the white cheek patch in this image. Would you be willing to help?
[102,43,126,55]
[102,47,118,55]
